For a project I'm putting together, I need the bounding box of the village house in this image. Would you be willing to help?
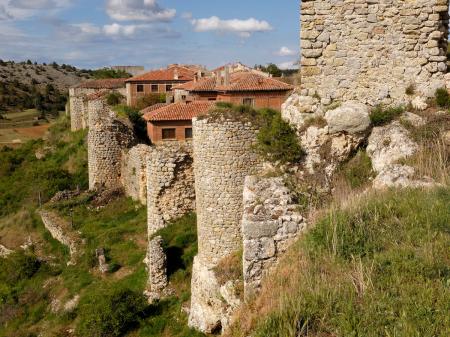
[173,69,294,111]
[125,64,207,107]
[142,101,214,143]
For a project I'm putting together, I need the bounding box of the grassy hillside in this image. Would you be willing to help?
[227,187,450,337]
[0,116,203,337]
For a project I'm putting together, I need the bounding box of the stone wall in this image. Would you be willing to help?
[189,117,263,334]
[146,143,195,236]
[242,176,307,298]
[121,144,153,205]
[300,0,449,106]
[88,98,136,190]
[69,88,96,132]
[69,87,127,132]
[144,236,169,301]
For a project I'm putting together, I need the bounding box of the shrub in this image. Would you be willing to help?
[106,92,124,106]
[369,105,404,126]
[76,286,147,337]
[135,93,166,110]
[256,108,304,164]
[340,151,375,189]
[434,87,450,107]
[405,83,415,96]
[0,251,41,285]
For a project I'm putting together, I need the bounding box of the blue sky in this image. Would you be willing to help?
[0,0,299,70]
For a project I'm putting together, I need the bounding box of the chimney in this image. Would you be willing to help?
[194,74,198,83]
[197,70,202,79]
[174,68,179,80]
[224,66,230,86]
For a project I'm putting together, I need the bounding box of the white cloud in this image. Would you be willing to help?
[103,23,139,37]
[106,0,176,22]
[0,0,70,20]
[9,0,69,10]
[277,46,296,57]
[277,60,299,70]
[190,16,272,37]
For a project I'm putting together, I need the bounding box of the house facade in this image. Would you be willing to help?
[125,65,201,107]
[143,101,214,144]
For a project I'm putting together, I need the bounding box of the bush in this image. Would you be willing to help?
[135,93,166,110]
[106,92,124,106]
[340,151,374,189]
[256,108,304,164]
[370,105,404,126]
[113,105,148,143]
[76,286,147,337]
[0,251,41,285]
[434,87,450,107]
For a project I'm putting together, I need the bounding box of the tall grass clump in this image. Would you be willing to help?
[434,87,450,108]
[369,105,404,126]
[227,187,450,337]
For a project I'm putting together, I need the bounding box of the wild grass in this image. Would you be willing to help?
[227,187,450,337]
[369,105,404,126]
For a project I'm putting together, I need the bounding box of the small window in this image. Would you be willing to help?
[162,128,176,140]
[151,84,158,92]
[243,98,254,106]
[137,84,144,93]
[208,98,216,101]
[166,84,172,92]
[181,95,187,100]
[185,128,193,139]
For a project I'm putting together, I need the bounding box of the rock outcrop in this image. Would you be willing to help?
[0,244,13,257]
[324,101,371,134]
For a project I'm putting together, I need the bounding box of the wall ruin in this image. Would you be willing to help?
[189,117,263,334]
[300,0,449,106]
[146,143,195,236]
[87,97,136,190]
[121,144,153,206]
[242,176,307,298]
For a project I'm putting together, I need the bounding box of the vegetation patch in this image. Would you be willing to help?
[369,105,404,126]
[135,93,166,111]
[204,103,303,164]
[434,87,450,108]
[113,104,148,144]
[338,150,375,189]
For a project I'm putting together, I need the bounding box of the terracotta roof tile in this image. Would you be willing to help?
[140,103,169,114]
[75,78,127,89]
[174,72,293,93]
[144,101,214,122]
[126,65,196,82]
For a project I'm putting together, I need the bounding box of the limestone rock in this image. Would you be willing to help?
[300,126,329,174]
[373,164,436,189]
[0,244,13,257]
[325,101,370,134]
[401,112,425,127]
[367,122,418,173]
[281,93,323,129]
[411,96,428,111]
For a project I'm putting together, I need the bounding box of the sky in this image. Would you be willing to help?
[0,0,300,70]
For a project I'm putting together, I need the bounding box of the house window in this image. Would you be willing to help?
[181,95,187,101]
[166,84,172,92]
[162,128,176,140]
[242,98,255,106]
[208,98,216,101]
[151,84,158,92]
[137,84,144,93]
[185,128,193,139]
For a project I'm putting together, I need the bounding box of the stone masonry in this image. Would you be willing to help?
[88,97,136,190]
[242,176,307,298]
[69,87,96,131]
[300,0,449,106]
[146,143,195,236]
[189,117,263,334]
[144,236,169,301]
[121,144,153,206]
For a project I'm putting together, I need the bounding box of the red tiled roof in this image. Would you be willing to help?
[140,103,169,114]
[174,72,293,93]
[173,77,217,92]
[217,72,294,92]
[126,65,196,82]
[75,78,127,89]
[144,101,214,122]
[86,91,108,101]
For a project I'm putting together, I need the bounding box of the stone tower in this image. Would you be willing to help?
[188,116,262,334]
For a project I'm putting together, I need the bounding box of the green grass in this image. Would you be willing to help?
[231,187,450,337]
[339,150,375,189]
